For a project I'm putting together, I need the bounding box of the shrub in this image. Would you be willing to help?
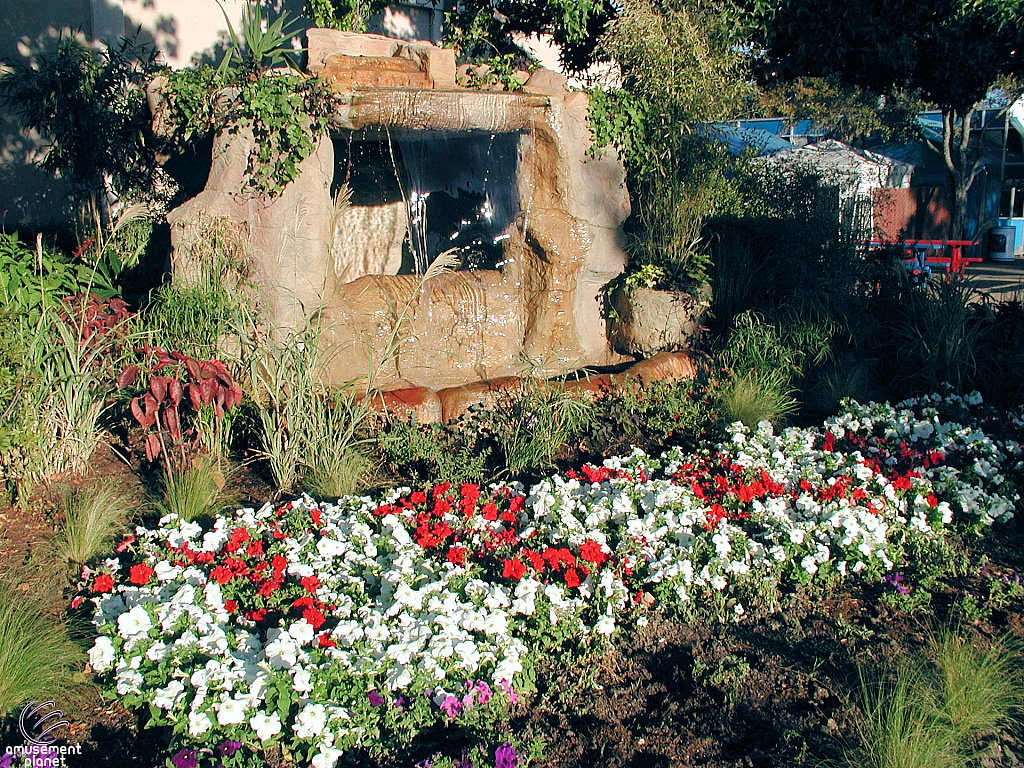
[379,413,494,486]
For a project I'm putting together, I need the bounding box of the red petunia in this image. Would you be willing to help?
[481,503,499,521]
[317,632,336,648]
[563,568,581,588]
[302,606,326,630]
[224,599,238,614]
[93,573,115,593]
[446,547,467,566]
[410,491,427,505]
[129,563,155,585]
[502,558,527,581]
[578,539,608,567]
[246,540,264,558]
[300,575,321,593]
[210,566,234,585]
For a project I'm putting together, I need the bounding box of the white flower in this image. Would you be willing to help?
[293,703,328,739]
[594,614,616,635]
[152,680,185,710]
[188,710,213,737]
[88,636,116,672]
[312,746,345,768]
[216,696,248,726]
[117,604,152,643]
[250,712,282,741]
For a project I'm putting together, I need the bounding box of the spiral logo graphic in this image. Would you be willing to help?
[18,701,69,746]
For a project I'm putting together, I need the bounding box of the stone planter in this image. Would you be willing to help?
[608,286,709,358]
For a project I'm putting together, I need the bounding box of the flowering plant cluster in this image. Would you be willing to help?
[83,392,1021,767]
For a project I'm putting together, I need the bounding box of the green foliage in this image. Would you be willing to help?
[0,580,85,715]
[717,371,798,428]
[0,33,164,230]
[380,413,494,486]
[152,456,230,524]
[847,629,1024,768]
[589,0,748,293]
[582,378,719,457]
[216,0,303,76]
[52,485,134,566]
[491,385,595,477]
[0,233,115,326]
[299,394,374,499]
[161,67,334,197]
[305,0,387,33]
[443,0,613,71]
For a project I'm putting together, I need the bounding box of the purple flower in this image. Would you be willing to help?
[498,679,518,704]
[395,695,408,712]
[170,749,198,768]
[439,694,462,717]
[0,754,15,768]
[494,743,519,768]
[454,753,474,768]
[368,689,387,707]
[415,759,432,768]
[883,572,910,595]
[217,740,242,758]
[474,680,493,704]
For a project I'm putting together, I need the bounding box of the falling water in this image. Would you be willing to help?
[393,130,520,274]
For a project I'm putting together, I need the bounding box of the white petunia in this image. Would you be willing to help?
[216,696,248,726]
[116,604,152,643]
[250,712,282,741]
[88,636,116,672]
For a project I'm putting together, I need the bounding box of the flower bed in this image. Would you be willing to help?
[83,393,1022,768]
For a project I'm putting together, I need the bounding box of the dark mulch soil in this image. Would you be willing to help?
[3,458,1024,768]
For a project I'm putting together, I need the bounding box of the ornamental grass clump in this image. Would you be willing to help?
[848,629,1023,768]
[0,581,85,716]
[52,484,135,566]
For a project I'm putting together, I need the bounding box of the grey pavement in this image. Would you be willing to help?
[963,259,1024,302]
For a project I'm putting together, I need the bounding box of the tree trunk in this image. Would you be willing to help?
[941,106,983,241]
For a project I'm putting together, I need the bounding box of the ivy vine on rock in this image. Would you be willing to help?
[160,67,336,197]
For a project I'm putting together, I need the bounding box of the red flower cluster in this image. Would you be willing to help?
[90,504,335,630]
[376,482,615,591]
[673,456,786,527]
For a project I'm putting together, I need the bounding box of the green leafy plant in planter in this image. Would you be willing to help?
[158,1,336,197]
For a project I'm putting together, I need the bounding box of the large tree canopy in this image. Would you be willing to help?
[739,0,1024,237]
[746,0,1023,112]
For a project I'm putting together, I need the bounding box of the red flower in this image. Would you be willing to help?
[224,599,238,614]
[318,632,336,648]
[302,606,326,630]
[543,547,576,571]
[481,503,499,521]
[300,575,321,593]
[311,508,323,528]
[446,547,467,566]
[115,536,136,553]
[522,549,545,573]
[564,568,581,588]
[210,566,234,585]
[93,573,115,593]
[502,558,527,581]
[246,541,264,558]
[578,539,608,567]
[129,563,155,585]
[410,491,427,505]
[257,579,282,598]
[271,555,288,576]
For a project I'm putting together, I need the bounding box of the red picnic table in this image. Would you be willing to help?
[865,239,983,275]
